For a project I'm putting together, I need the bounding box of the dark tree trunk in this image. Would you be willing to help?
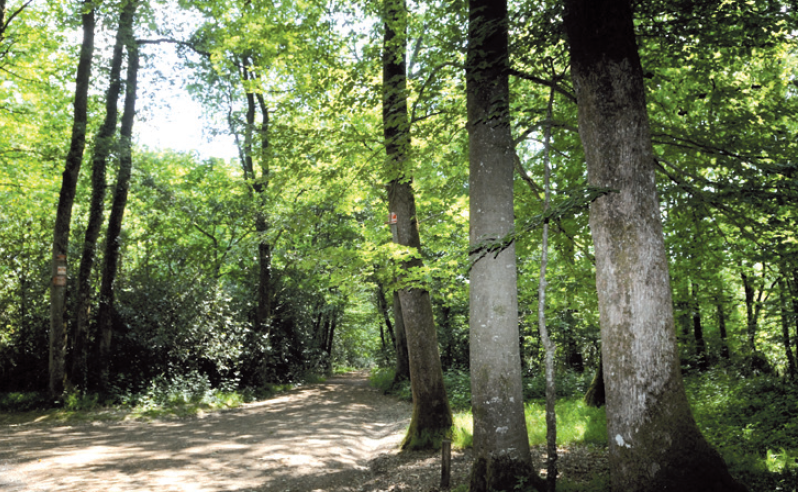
[255,93,271,336]
[375,282,394,363]
[235,59,271,339]
[392,291,410,384]
[383,0,451,450]
[716,293,730,359]
[780,279,797,380]
[49,3,95,399]
[70,1,135,390]
[584,358,605,407]
[690,281,708,371]
[466,0,542,490]
[97,35,140,384]
[792,273,798,370]
[563,0,747,490]
[742,271,758,353]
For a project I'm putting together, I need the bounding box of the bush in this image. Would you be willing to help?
[0,392,51,412]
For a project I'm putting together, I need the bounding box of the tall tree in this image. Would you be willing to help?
[48,0,95,399]
[562,0,747,490]
[382,0,452,449]
[466,0,543,490]
[97,27,140,383]
[70,0,136,389]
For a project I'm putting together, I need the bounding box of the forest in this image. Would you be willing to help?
[1,0,797,490]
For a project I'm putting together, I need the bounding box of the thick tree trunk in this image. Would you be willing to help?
[466,0,542,490]
[71,1,135,390]
[563,1,746,490]
[97,36,139,384]
[383,0,451,450]
[49,3,95,399]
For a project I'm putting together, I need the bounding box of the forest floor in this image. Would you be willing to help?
[0,372,607,491]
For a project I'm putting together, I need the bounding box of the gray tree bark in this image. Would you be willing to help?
[49,2,95,399]
[383,0,451,449]
[563,0,747,490]
[466,0,543,490]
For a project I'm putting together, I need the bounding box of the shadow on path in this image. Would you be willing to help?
[0,373,411,492]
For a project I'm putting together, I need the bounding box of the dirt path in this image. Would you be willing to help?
[0,373,431,492]
[1,373,607,491]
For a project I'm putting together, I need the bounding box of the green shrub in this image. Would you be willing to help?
[369,367,395,393]
[0,392,51,412]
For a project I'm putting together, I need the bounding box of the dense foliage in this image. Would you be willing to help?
[1,0,797,488]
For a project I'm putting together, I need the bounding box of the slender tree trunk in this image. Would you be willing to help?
[392,291,410,383]
[792,273,798,370]
[236,59,272,338]
[563,1,746,490]
[690,281,708,371]
[538,87,557,492]
[780,279,797,380]
[383,0,451,450]
[49,3,95,399]
[97,35,140,384]
[375,282,394,363]
[742,271,757,353]
[716,293,730,359]
[255,93,271,336]
[70,1,135,390]
[466,0,542,490]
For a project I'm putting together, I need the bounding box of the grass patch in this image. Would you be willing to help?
[450,398,607,450]
[685,367,798,491]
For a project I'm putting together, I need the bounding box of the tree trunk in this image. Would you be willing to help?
[375,282,394,363]
[741,271,757,353]
[49,3,95,399]
[97,34,140,385]
[690,281,708,371]
[255,93,271,336]
[392,291,410,384]
[466,0,542,490]
[383,0,451,450]
[716,293,730,359]
[584,357,605,407]
[563,1,747,490]
[70,1,135,390]
[780,279,797,380]
[537,87,557,492]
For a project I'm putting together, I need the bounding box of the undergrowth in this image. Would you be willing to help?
[371,366,798,492]
[0,370,323,424]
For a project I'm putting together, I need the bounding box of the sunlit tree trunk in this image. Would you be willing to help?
[466,0,543,489]
[71,0,135,390]
[49,2,95,399]
[98,34,140,385]
[563,0,747,490]
[383,0,451,449]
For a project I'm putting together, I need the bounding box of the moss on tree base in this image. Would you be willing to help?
[469,454,545,492]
